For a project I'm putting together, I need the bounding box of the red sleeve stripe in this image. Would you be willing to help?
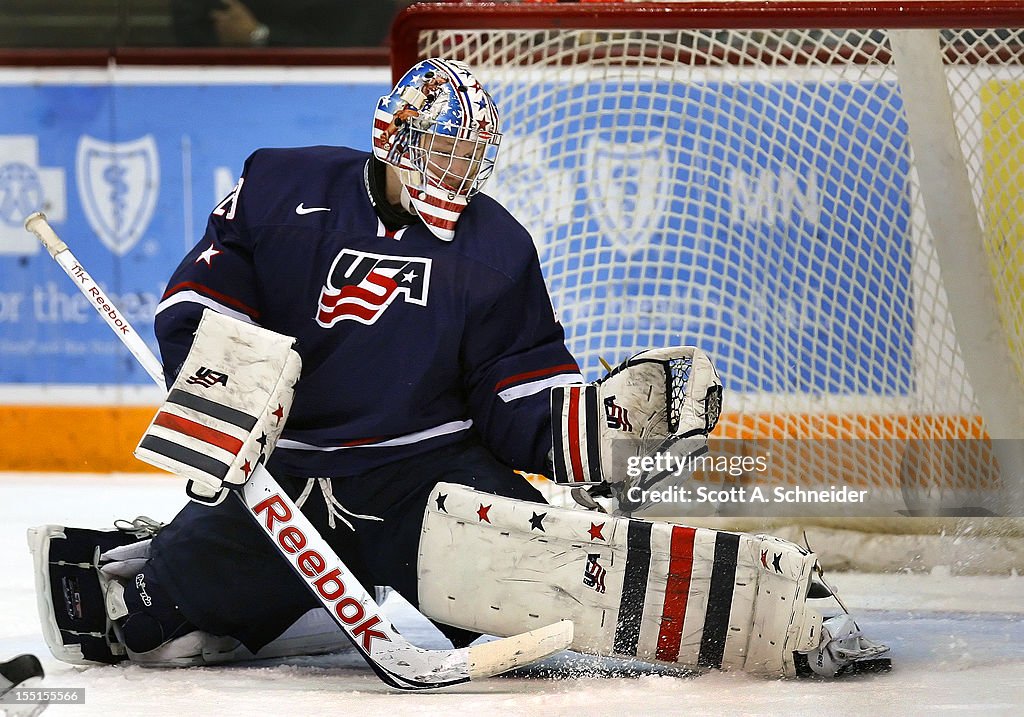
[494,363,581,393]
[161,282,260,319]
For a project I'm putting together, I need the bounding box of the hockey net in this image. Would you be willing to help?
[391,1,1024,571]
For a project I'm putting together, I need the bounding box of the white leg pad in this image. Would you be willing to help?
[28,522,351,668]
[417,483,822,677]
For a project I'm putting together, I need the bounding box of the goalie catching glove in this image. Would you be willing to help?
[134,310,301,504]
[551,347,722,513]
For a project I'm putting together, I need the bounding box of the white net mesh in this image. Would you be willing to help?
[409,11,1024,510]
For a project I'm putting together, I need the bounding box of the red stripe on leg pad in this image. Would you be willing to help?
[656,525,696,662]
[153,411,244,456]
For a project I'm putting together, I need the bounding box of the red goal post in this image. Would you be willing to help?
[393,0,1024,79]
[389,2,1024,528]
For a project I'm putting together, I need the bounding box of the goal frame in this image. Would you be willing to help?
[386,0,1024,565]
[388,1,1024,523]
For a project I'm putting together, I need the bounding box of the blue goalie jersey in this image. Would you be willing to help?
[154,147,582,478]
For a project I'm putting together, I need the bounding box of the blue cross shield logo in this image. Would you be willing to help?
[0,135,66,255]
[76,135,160,256]
[586,133,670,253]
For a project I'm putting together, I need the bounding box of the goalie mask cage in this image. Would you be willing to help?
[391,2,1024,553]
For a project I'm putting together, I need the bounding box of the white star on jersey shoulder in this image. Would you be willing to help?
[196,243,221,266]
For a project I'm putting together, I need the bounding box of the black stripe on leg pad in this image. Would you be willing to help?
[698,531,740,669]
[138,435,230,480]
[613,519,653,656]
[166,389,258,431]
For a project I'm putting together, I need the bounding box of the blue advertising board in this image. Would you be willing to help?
[1,70,915,399]
[496,78,914,393]
[0,72,389,385]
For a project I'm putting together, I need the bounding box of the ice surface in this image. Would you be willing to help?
[1,473,1022,716]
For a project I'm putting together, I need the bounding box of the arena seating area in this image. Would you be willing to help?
[0,0,175,47]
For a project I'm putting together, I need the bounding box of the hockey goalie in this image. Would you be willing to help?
[28,58,889,682]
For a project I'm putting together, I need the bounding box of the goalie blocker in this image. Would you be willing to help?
[417,483,890,678]
[134,309,301,505]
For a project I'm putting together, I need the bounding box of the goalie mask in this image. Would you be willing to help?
[372,58,502,241]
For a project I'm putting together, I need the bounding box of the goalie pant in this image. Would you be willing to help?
[130,439,546,654]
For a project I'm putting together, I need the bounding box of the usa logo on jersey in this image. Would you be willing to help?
[316,248,431,327]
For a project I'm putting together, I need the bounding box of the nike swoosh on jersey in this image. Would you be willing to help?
[296,203,331,215]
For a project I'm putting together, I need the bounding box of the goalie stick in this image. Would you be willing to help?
[24,211,573,690]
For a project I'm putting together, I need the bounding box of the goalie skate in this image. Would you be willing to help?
[796,608,892,677]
